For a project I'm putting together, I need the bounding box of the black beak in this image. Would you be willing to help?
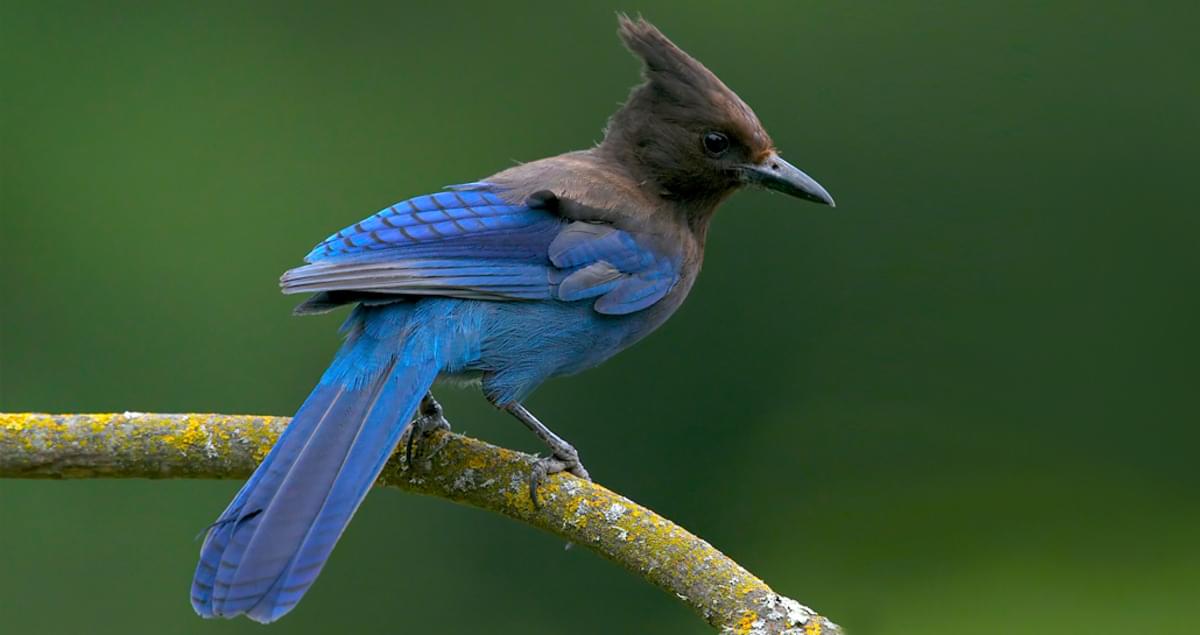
[739,152,835,206]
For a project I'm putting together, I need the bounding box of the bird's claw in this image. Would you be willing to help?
[405,395,451,469]
[529,447,591,508]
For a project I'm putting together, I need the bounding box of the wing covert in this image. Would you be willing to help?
[548,221,680,315]
[305,186,557,263]
[281,184,681,315]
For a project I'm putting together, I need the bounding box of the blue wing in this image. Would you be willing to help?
[547,222,680,314]
[280,184,680,315]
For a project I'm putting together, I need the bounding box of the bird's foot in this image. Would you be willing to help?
[529,443,591,509]
[500,402,592,507]
[405,393,451,469]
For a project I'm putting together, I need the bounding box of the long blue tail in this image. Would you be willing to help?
[190,304,442,623]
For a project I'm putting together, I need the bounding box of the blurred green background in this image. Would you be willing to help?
[2,1,1197,633]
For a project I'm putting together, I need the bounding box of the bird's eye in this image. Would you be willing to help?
[702,131,730,157]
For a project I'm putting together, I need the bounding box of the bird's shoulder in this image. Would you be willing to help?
[486,150,698,257]
[487,151,665,222]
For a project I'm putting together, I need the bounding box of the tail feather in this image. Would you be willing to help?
[249,361,431,622]
[191,305,441,622]
[189,383,340,610]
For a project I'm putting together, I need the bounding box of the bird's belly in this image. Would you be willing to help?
[457,295,685,404]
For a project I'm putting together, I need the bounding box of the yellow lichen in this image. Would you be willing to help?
[1,413,62,433]
[233,416,283,462]
[0,413,25,432]
[163,416,210,455]
[88,413,117,434]
[733,577,760,600]
[734,610,758,634]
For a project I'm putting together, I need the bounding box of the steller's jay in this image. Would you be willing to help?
[191,15,834,622]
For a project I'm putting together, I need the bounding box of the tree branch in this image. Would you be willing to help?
[0,412,840,634]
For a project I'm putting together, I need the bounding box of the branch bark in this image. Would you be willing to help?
[0,412,840,635]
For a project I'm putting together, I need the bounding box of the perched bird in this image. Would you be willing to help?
[191,15,834,623]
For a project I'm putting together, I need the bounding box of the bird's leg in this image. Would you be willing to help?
[404,392,451,468]
[504,403,591,507]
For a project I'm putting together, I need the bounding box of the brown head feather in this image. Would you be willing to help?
[600,16,774,207]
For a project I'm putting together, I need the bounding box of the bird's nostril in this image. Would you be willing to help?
[771,163,780,171]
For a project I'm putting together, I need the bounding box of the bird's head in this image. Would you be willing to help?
[601,16,834,210]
